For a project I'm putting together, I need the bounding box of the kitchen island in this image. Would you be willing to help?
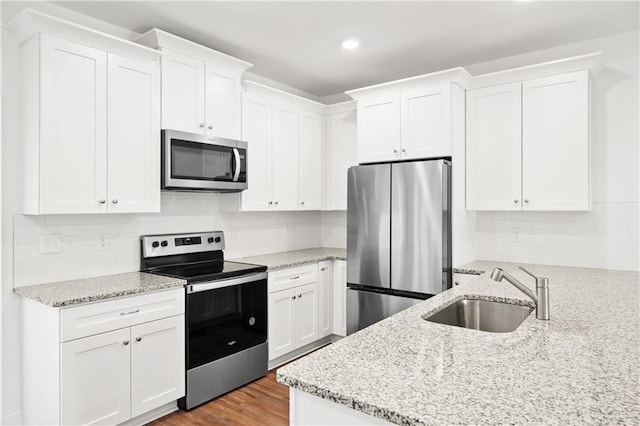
[276,261,640,425]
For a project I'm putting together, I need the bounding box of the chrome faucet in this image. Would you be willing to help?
[490,266,550,320]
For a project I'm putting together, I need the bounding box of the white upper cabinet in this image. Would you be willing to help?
[298,109,324,210]
[466,71,590,211]
[160,50,206,134]
[241,81,325,212]
[38,35,108,214]
[466,82,522,211]
[136,29,252,140]
[107,53,161,213]
[272,103,300,210]
[347,69,469,164]
[401,85,451,159]
[8,11,162,215]
[522,71,589,211]
[325,105,357,210]
[357,95,401,163]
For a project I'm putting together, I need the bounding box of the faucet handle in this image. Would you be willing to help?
[519,266,549,288]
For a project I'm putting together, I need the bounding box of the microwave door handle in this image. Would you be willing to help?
[232,148,241,182]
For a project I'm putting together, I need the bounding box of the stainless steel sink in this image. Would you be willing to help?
[424,298,534,333]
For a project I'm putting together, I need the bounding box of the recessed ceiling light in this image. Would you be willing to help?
[342,39,360,50]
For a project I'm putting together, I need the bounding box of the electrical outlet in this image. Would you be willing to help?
[97,234,108,250]
[511,227,521,243]
[40,234,62,254]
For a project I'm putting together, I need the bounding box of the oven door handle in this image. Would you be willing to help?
[232,148,241,182]
[187,272,267,294]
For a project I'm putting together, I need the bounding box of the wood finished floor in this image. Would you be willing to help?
[147,370,289,426]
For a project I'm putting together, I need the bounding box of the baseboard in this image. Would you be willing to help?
[121,401,178,426]
[268,335,333,370]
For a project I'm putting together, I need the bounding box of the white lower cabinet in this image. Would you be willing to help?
[268,260,346,362]
[22,288,185,426]
[268,282,319,360]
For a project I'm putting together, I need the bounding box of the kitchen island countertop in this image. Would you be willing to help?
[277,260,640,425]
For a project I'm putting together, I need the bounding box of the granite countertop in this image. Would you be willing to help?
[277,260,640,425]
[231,247,346,270]
[14,272,186,307]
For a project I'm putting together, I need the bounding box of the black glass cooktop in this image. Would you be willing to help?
[152,260,266,283]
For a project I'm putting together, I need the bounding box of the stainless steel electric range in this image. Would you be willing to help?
[140,231,268,410]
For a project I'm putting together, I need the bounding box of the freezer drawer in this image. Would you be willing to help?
[346,288,424,335]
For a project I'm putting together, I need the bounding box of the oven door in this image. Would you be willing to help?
[162,129,248,191]
[185,272,267,370]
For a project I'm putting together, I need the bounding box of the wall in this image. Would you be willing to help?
[467,30,639,271]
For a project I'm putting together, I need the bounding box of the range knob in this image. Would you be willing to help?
[214,237,221,243]
[160,240,168,247]
[208,237,214,243]
[151,241,160,248]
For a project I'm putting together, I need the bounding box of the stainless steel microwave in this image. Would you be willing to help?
[161,129,248,192]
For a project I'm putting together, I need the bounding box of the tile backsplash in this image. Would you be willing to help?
[13,193,322,287]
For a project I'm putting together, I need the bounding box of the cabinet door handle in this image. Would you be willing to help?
[99,199,106,204]
[135,337,142,342]
[123,340,129,346]
[290,276,300,280]
[208,124,213,130]
[112,199,118,204]
[199,123,205,128]
[120,309,139,316]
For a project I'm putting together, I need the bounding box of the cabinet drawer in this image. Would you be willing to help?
[268,264,318,293]
[60,288,185,342]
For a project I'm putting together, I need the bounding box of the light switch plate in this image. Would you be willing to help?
[40,234,62,254]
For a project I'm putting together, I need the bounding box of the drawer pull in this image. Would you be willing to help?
[120,309,140,316]
[290,276,300,280]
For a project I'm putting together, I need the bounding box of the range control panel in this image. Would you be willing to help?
[141,231,225,258]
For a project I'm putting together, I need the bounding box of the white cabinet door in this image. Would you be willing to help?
[205,64,240,139]
[522,71,589,211]
[268,287,297,360]
[466,82,522,211]
[318,261,333,338]
[294,282,319,347]
[326,110,357,210]
[130,316,185,418]
[60,328,131,425]
[401,85,451,159]
[241,93,273,211]
[107,54,160,213]
[161,49,205,134]
[332,260,347,337]
[357,95,401,163]
[39,35,108,214]
[272,103,299,210]
[298,109,324,210]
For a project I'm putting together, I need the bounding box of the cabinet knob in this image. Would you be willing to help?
[393,149,398,154]
[99,199,106,204]
[402,148,406,153]
[292,295,296,300]
[514,199,519,204]
[135,337,142,342]
[320,267,325,271]
[208,124,213,130]
[301,201,305,205]
[274,201,279,205]
[199,123,205,128]
[268,201,273,205]
[123,340,129,346]
[298,294,302,298]
[524,199,529,204]
[112,199,118,204]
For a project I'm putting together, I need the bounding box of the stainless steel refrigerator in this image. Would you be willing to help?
[346,159,452,335]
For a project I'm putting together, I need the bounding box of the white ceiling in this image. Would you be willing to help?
[9,1,640,99]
